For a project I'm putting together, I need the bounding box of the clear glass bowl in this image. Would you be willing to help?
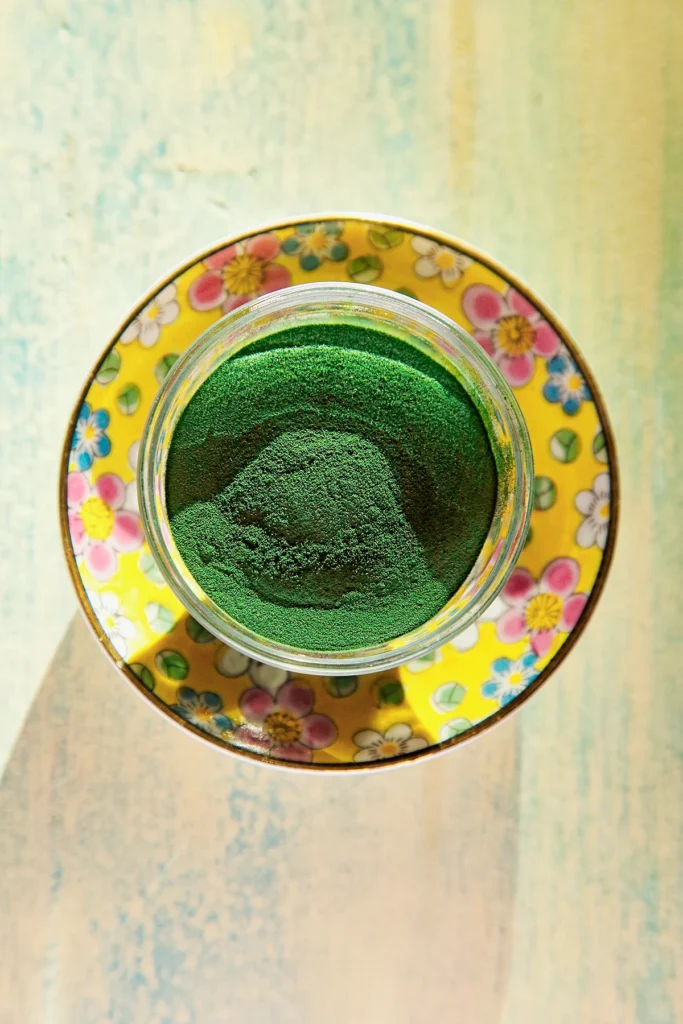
[138,283,533,675]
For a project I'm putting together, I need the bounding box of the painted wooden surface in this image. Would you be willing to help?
[1,1,681,1021]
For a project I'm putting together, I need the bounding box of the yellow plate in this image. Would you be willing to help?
[60,215,618,771]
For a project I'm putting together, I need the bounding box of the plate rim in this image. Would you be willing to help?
[58,212,620,771]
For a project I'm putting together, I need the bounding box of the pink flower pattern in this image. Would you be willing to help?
[232,680,337,763]
[67,471,144,582]
[496,557,587,657]
[462,283,560,387]
[188,233,291,314]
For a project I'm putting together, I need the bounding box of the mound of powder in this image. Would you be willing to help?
[166,324,497,650]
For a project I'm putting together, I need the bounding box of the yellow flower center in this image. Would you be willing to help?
[567,373,582,391]
[83,424,97,441]
[144,303,159,321]
[525,593,563,631]
[379,740,400,757]
[223,253,266,295]
[80,496,115,541]
[496,315,535,356]
[508,672,524,687]
[598,501,610,520]
[435,248,457,270]
[302,228,330,255]
[193,705,214,723]
[265,710,301,746]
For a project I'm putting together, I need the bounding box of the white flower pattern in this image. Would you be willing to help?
[120,283,180,347]
[213,644,289,694]
[575,473,610,550]
[353,723,428,763]
[411,236,471,286]
[87,590,136,658]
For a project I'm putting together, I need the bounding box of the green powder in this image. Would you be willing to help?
[166,323,497,651]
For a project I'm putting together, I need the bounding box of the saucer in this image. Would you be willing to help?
[60,215,618,770]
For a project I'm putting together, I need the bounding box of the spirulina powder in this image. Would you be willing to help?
[166,323,497,651]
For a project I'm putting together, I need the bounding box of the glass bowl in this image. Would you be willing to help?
[138,282,533,675]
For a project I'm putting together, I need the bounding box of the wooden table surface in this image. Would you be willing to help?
[1,1,681,1021]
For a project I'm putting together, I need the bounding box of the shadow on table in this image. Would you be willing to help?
[0,613,521,1024]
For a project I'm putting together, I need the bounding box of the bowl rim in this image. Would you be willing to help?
[58,211,620,772]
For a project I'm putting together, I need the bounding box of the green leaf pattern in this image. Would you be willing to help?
[431,682,466,713]
[155,650,189,680]
[117,383,141,415]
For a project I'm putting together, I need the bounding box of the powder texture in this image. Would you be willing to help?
[166,323,497,651]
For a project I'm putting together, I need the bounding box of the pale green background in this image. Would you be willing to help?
[1,1,681,1021]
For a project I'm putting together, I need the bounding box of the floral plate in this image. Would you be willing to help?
[60,215,618,771]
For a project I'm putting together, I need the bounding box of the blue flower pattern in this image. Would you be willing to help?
[543,347,592,416]
[171,686,235,736]
[481,651,539,707]
[71,402,111,470]
[281,221,349,271]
